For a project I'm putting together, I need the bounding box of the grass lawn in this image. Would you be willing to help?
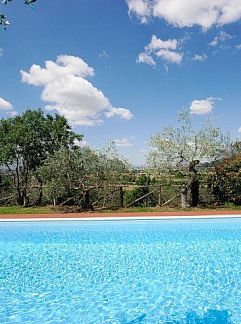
[0,206,56,214]
[0,204,240,215]
[0,206,184,214]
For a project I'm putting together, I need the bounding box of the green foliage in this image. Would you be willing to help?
[0,109,80,169]
[148,109,230,170]
[98,140,131,184]
[37,147,99,204]
[124,174,156,207]
[0,109,81,205]
[37,143,131,207]
[209,154,241,205]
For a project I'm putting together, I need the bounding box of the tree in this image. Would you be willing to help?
[38,143,130,209]
[37,147,101,207]
[209,153,241,205]
[0,109,82,206]
[0,0,36,29]
[147,109,230,207]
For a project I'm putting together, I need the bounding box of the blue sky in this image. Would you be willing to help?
[0,0,241,165]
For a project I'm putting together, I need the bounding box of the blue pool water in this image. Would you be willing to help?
[0,218,241,323]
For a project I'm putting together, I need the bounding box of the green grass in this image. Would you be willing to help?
[97,206,183,213]
[96,205,241,213]
[222,203,241,210]
[0,204,240,215]
[0,206,56,214]
[0,206,175,214]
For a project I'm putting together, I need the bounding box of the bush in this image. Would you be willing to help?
[124,174,157,207]
[209,154,241,205]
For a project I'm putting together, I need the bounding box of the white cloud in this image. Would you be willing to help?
[0,49,3,56]
[190,97,221,115]
[126,0,241,29]
[136,52,156,66]
[156,49,183,64]
[192,54,208,62]
[238,127,241,133]
[209,31,233,47]
[127,0,151,23]
[235,44,241,49]
[0,96,16,115]
[0,97,12,110]
[105,107,133,120]
[113,138,132,147]
[21,55,133,126]
[138,35,183,67]
[146,36,178,51]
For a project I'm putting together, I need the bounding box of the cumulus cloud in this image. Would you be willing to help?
[209,31,233,47]
[113,138,132,147]
[192,54,208,62]
[126,0,241,29]
[20,55,133,126]
[0,97,16,115]
[138,35,183,67]
[190,97,221,115]
[238,127,241,133]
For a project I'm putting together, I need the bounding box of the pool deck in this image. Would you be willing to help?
[0,209,241,221]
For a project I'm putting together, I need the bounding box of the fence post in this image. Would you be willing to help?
[158,185,162,207]
[119,186,124,208]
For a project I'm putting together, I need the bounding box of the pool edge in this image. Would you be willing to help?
[1,214,241,222]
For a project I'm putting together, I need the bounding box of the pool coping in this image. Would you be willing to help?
[0,211,241,221]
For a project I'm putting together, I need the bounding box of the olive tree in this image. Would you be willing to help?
[37,147,101,207]
[38,142,130,209]
[147,109,230,207]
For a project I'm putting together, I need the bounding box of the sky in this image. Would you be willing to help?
[0,0,241,166]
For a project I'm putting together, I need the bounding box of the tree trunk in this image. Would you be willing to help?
[15,162,23,205]
[188,160,200,207]
[158,186,162,207]
[84,190,93,210]
[17,192,24,206]
[190,175,199,207]
[22,188,28,207]
[36,180,43,205]
[181,186,188,209]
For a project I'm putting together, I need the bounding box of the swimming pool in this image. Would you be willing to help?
[0,218,240,323]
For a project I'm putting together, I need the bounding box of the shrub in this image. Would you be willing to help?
[209,154,241,205]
